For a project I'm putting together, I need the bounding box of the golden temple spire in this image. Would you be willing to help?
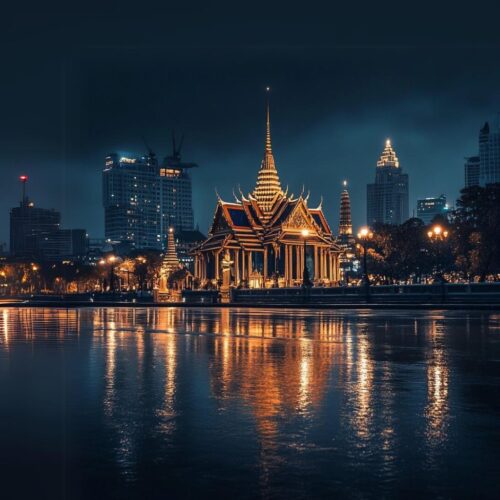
[265,87,272,153]
[252,87,284,216]
[163,227,180,274]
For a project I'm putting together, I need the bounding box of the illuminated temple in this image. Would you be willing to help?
[193,98,342,288]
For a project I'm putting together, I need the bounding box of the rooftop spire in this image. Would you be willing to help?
[338,181,353,236]
[162,227,180,275]
[377,138,400,168]
[265,87,272,153]
[252,87,284,217]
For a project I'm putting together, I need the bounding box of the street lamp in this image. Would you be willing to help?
[99,255,119,292]
[427,224,449,283]
[357,227,373,298]
[301,229,312,287]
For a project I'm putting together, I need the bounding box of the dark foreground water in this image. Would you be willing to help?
[0,307,499,499]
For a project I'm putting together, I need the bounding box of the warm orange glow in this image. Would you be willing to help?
[428,225,449,240]
[301,228,310,238]
[357,227,373,240]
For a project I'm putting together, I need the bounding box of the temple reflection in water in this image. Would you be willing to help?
[2,306,494,498]
[0,307,457,451]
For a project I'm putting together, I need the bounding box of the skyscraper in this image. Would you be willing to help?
[367,139,409,226]
[10,175,61,257]
[464,156,480,187]
[103,153,160,249]
[416,194,449,224]
[10,175,87,259]
[479,121,500,185]
[465,121,500,187]
[102,140,197,249]
[159,138,196,231]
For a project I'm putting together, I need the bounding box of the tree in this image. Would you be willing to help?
[453,184,500,281]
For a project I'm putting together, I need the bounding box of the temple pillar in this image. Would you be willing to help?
[314,246,318,281]
[248,251,252,277]
[328,251,334,281]
[323,248,328,279]
[285,245,290,285]
[235,249,240,285]
[241,250,246,282]
[295,245,300,283]
[263,247,268,282]
[215,250,220,281]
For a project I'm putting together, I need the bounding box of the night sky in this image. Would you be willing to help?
[2,2,500,246]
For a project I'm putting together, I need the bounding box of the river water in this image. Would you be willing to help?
[0,307,499,499]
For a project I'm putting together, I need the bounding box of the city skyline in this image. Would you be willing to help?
[1,109,497,247]
[2,6,500,246]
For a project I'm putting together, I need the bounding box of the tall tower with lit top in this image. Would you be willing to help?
[367,139,409,226]
[338,180,353,240]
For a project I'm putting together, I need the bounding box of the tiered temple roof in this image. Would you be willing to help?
[162,227,180,274]
[338,180,353,237]
[196,94,341,257]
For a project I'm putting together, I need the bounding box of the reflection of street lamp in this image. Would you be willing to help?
[301,229,312,287]
[427,225,449,283]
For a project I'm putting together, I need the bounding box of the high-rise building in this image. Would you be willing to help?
[479,121,500,185]
[102,140,197,250]
[10,176,87,259]
[465,121,500,187]
[10,176,61,257]
[464,156,480,187]
[416,194,450,224]
[367,139,409,226]
[159,144,195,231]
[102,153,160,248]
[33,229,88,261]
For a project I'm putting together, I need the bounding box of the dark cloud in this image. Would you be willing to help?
[1,3,500,244]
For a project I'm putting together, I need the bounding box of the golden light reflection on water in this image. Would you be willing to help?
[425,320,449,447]
[0,307,463,483]
[351,331,374,440]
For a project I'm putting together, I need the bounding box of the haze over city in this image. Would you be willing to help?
[1,3,500,245]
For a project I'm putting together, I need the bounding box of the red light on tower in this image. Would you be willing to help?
[19,174,28,204]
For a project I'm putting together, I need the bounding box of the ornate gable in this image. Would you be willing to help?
[210,204,230,234]
[282,199,318,232]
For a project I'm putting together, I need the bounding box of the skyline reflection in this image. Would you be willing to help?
[0,307,498,498]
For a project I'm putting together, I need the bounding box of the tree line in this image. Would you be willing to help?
[361,184,500,283]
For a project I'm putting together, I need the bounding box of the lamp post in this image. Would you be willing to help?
[301,229,312,288]
[100,255,119,292]
[427,224,449,283]
[357,227,373,300]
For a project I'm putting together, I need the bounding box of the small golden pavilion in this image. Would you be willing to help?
[193,96,342,288]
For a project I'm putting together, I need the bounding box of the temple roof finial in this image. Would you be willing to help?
[265,86,272,153]
[251,87,284,217]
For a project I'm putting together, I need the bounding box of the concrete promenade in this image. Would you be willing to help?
[1,283,500,310]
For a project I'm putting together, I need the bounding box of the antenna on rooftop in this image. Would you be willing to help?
[19,175,28,205]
